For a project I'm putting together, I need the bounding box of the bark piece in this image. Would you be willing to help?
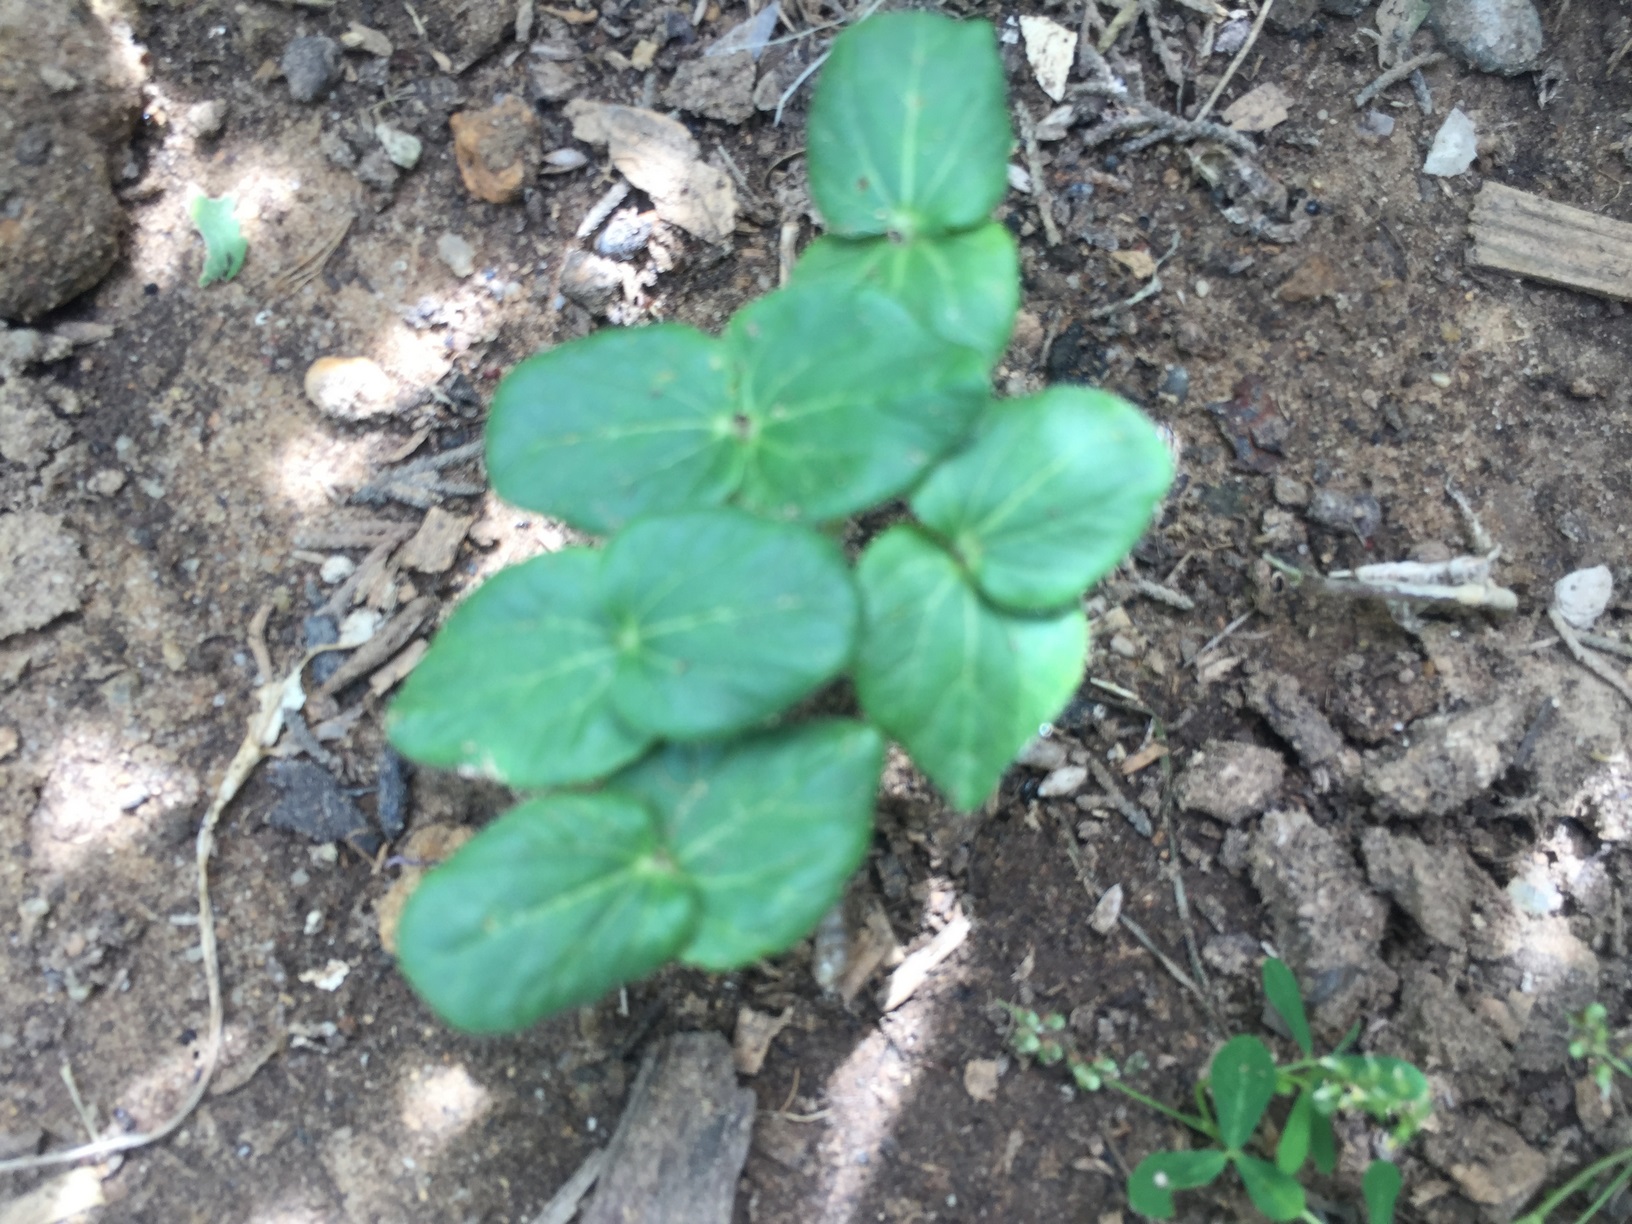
[1469,182,1632,301]
[582,1032,754,1224]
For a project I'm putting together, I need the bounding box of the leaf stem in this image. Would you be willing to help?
[1103,1080,1217,1140]
[1515,1147,1632,1223]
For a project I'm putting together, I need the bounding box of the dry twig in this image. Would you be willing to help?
[1195,0,1275,123]
[1353,51,1445,109]
[1015,104,1062,247]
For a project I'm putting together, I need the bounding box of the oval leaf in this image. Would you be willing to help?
[1211,1035,1279,1150]
[1127,1149,1228,1219]
[853,526,1086,810]
[807,11,1011,238]
[601,509,859,739]
[387,550,652,788]
[1275,1089,1314,1175]
[793,223,1020,362]
[1233,1154,1307,1222]
[1263,957,1313,1057]
[1362,1160,1403,1224]
[395,793,698,1032]
[911,388,1174,612]
[613,720,885,968]
[1309,1109,1337,1175]
[728,281,989,522]
[486,324,738,534]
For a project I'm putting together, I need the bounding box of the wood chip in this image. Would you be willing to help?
[368,638,428,697]
[962,1058,1000,1102]
[397,506,473,573]
[1469,182,1632,302]
[731,1006,792,1076]
[1222,82,1291,132]
[881,911,970,1012]
[582,1033,754,1224]
[529,1148,607,1224]
[1119,742,1169,775]
[317,596,434,697]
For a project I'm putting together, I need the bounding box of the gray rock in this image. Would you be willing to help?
[1245,672,1360,788]
[0,380,72,469]
[1176,740,1285,824]
[662,51,757,124]
[353,147,400,191]
[1424,1116,1547,1220]
[1364,700,1525,818]
[1396,965,1513,1100]
[0,0,138,321]
[282,36,342,103]
[1428,0,1542,74]
[0,511,87,639]
[1248,808,1395,1040]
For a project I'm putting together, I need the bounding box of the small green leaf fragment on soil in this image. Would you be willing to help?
[1126,1149,1228,1219]
[1362,1160,1403,1224]
[190,194,247,287]
[1211,1035,1279,1150]
[1262,956,1314,1056]
[853,525,1086,810]
[1233,1154,1307,1221]
[395,792,699,1032]
[613,720,884,969]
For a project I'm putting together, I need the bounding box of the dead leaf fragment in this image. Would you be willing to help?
[882,910,970,1011]
[1020,16,1076,103]
[397,506,473,574]
[731,1006,792,1075]
[542,4,599,22]
[1111,248,1157,279]
[565,100,738,243]
[1222,82,1291,133]
[963,1058,1001,1102]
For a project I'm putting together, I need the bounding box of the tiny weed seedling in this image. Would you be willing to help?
[1005,959,1431,1222]
[383,11,1173,1033]
[1513,1003,1632,1223]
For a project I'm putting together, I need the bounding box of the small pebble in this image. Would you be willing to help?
[281,36,342,104]
[1194,278,1211,298]
[1016,735,1069,771]
[1038,765,1088,797]
[437,233,476,279]
[304,356,394,422]
[319,555,355,584]
[184,99,229,139]
[376,123,422,170]
[1089,884,1124,934]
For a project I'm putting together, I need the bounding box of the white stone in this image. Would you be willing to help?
[1553,565,1612,630]
[1424,108,1478,176]
[1038,765,1087,798]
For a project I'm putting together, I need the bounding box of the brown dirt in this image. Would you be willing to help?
[5,1,1632,1222]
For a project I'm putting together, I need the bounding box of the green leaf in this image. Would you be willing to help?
[1263,957,1313,1057]
[1127,1150,1228,1219]
[1309,1110,1337,1175]
[1275,1089,1314,1175]
[911,388,1174,613]
[485,324,738,534]
[807,11,1011,239]
[793,223,1020,362]
[1363,1160,1403,1224]
[190,194,247,286]
[386,549,651,789]
[614,720,884,968]
[600,509,858,739]
[1316,1055,1433,1141]
[1211,1035,1279,1150]
[395,793,698,1032]
[1233,1154,1307,1221]
[853,526,1086,810]
[728,281,988,522]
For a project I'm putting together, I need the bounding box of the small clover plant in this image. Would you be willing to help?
[1513,1003,1632,1223]
[385,11,1173,1033]
[1005,959,1431,1222]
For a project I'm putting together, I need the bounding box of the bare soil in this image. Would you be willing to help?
[5,1,1632,1222]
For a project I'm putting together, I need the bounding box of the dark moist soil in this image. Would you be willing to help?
[5,0,1632,1221]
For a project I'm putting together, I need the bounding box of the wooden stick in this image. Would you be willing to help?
[1195,0,1275,124]
[1469,182,1632,301]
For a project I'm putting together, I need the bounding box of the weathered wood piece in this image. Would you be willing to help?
[581,1032,755,1224]
[1468,182,1632,301]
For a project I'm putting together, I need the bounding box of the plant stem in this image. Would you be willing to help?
[1569,1161,1632,1224]
[1104,1080,1217,1140]
[1516,1147,1632,1223]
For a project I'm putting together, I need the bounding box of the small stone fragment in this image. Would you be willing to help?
[340,21,394,57]
[732,1006,792,1075]
[596,209,655,261]
[397,506,473,574]
[299,959,350,991]
[1016,735,1069,771]
[1089,883,1123,934]
[1361,827,1472,947]
[319,555,355,584]
[1306,487,1382,540]
[1552,565,1612,631]
[1397,965,1513,1099]
[266,759,379,855]
[1175,741,1285,824]
[353,148,400,191]
[1272,475,1309,507]
[375,123,422,170]
[1424,1117,1547,1214]
[281,36,343,103]
[378,825,474,954]
[375,747,411,840]
[963,1058,1000,1102]
[1364,702,1525,819]
[559,249,628,315]
[1020,15,1076,103]
[1423,107,1478,176]
[184,99,229,139]
[543,147,589,173]
[0,511,87,639]
[1222,82,1291,133]
[1038,765,1087,798]
[303,356,395,422]
[0,381,72,468]
[437,233,476,279]
[529,58,584,103]
[1427,0,1542,74]
[661,52,757,124]
[449,96,541,204]
[0,726,17,760]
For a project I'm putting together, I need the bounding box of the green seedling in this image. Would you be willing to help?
[189,193,246,287]
[1513,1002,1632,1223]
[1005,959,1430,1222]
[385,11,1173,1033]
